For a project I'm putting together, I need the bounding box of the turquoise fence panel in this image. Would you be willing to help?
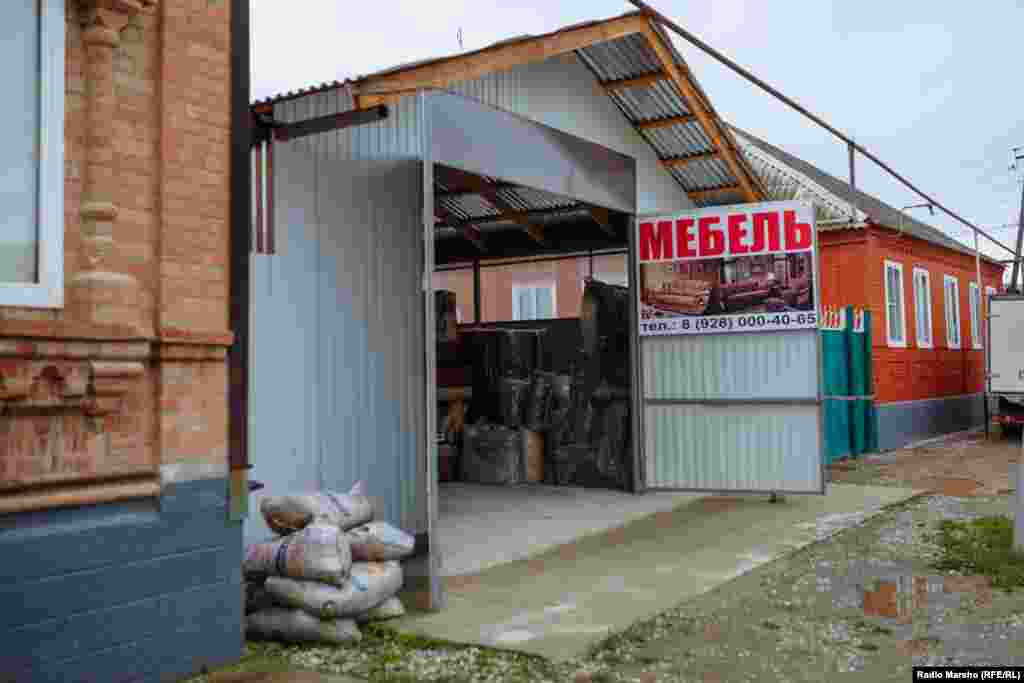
[822,308,851,464]
[863,309,879,452]
[848,306,868,457]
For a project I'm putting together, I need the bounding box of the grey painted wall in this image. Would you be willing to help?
[447,55,694,216]
[0,478,243,683]
[876,393,985,451]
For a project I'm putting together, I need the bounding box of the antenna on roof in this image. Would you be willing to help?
[457,27,464,50]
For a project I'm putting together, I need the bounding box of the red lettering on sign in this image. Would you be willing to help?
[698,216,724,256]
[751,212,776,252]
[784,210,812,250]
[727,214,749,255]
[676,218,696,257]
[639,220,673,261]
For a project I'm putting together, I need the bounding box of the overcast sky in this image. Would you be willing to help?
[252,0,1024,264]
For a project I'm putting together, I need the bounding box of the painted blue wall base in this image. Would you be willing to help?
[876,393,984,452]
[0,478,243,683]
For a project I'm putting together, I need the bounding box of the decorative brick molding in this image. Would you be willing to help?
[69,0,160,335]
[0,338,154,495]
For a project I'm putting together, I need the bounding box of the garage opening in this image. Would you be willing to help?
[420,88,653,579]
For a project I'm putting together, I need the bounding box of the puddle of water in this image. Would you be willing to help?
[492,629,536,645]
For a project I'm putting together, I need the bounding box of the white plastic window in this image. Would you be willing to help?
[943,275,961,349]
[912,267,932,348]
[0,0,65,308]
[969,282,982,349]
[512,284,556,321]
[883,260,906,347]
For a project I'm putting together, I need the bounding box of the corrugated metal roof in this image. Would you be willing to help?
[254,12,763,207]
[730,125,992,260]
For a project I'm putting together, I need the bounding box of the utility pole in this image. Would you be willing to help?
[1009,148,1024,293]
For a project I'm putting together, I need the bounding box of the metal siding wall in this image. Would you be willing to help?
[247,144,323,544]
[248,93,425,541]
[643,332,818,399]
[642,331,822,491]
[450,56,693,215]
[645,404,820,491]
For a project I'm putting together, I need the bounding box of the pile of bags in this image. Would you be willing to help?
[243,481,416,645]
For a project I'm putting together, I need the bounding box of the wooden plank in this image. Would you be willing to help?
[640,21,760,203]
[638,113,697,130]
[589,206,617,238]
[602,70,666,91]
[354,13,650,103]
[688,184,742,201]
[661,150,719,167]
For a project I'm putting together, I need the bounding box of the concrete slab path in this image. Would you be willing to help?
[392,483,922,661]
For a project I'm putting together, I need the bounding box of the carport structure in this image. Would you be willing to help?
[248,11,769,610]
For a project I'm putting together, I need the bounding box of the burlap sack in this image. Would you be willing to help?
[355,596,406,624]
[260,481,374,535]
[263,560,404,619]
[246,607,361,644]
[243,518,352,586]
[346,521,415,562]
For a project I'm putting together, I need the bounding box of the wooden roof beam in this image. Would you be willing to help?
[638,113,697,130]
[436,167,549,247]
[661,150,718,167]
[688,184,742,201]
[588,206,617,238]
[436,206,487,254]
[355,13,650,107]
[640,21,760,203]
[602,70,667,91]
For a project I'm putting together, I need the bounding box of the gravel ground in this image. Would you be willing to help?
[191,434,1024,682]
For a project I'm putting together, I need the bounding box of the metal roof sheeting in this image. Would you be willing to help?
[255,13,761,208]
[732,125,993,260]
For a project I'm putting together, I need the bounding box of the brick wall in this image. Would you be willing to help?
[0,0,234,510]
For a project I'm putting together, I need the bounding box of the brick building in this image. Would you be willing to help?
[0,2,245,680]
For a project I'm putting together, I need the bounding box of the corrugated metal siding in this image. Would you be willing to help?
[248,94,426,541]
[642,332,818,400]
[641,326,822,493]
[645,403,821,491]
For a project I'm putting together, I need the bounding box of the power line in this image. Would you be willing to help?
[626,0,1018,258]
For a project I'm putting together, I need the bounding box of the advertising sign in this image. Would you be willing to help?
[638,201,818,337]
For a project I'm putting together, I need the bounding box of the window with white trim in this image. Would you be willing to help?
[0,0,65,308]
[512,284,555,321]
[943,275,961,349]
[969,282,982,349]
[912,267,932,348]
[883,260,906,347]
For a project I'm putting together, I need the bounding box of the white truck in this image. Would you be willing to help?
[988,294,1024,432]
[988,293,1024,552]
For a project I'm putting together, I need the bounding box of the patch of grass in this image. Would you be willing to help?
[931,515,1024,591]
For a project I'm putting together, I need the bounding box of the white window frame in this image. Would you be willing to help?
[912,267,932,349]
[511,283,556,321]
[943,274,961,350]
[883,260,907,348]
[969,281,982,349]
[0,0,65,308]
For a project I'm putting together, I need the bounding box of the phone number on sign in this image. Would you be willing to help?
[640,312,819,335]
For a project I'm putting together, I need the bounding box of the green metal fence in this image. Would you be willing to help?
[822,305,878,464]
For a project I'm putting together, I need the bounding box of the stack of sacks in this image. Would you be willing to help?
[243,481,417,645]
